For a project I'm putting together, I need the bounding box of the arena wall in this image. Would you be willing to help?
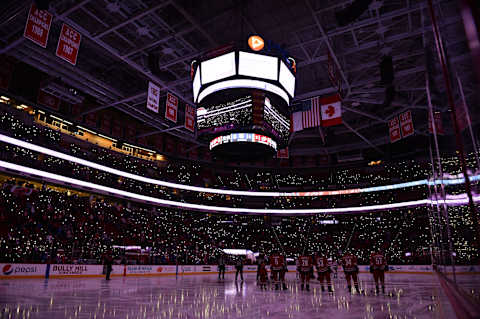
[3,263,478,279]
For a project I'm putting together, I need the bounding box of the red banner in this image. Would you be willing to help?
[277,148,289,159]
[165,92,178,123]
[23,4,52,48]
[388,116,401,143]
[37,90,60,111]
[56,24,81,66]
[184,104,195,132]
[455,103,468,132]
[399,110,414,138]
[428,112,444,135]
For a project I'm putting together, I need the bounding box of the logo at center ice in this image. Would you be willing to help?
[156,267,163,273]
[2,265,13,275]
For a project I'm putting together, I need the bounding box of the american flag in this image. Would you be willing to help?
[302,96,322,129]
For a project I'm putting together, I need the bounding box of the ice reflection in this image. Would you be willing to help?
[0,273,456,318]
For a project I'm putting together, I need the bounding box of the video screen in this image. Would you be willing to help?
[201,52,236,85]
[263,97,290,141]
[238,51,278,81]
[279,60,295,97]
[197,96,252,131]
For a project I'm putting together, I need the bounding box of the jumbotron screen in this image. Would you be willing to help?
[197,96,252,131]
[192,47,296,158]
[263,97,290,141]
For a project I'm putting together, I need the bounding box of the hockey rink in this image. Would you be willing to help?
[0,272,459,319]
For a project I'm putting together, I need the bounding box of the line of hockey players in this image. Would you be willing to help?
[256,250,388,294]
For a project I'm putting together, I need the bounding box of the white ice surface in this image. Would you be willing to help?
[0,272,457,319]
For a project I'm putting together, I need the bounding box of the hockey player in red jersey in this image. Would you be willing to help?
[315,252,332,292]
[370,250,388,294]
[258,261,268,290]
[342,252,360,293]
[270,250,287,290]
[298,254,313,291]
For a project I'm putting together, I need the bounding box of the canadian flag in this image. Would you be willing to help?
[320,94,342,127]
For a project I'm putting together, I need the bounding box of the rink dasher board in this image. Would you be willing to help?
[1,263,479,279]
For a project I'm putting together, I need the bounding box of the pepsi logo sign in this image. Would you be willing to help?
[2,264,13,275]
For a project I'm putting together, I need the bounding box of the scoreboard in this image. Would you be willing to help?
[191,46,296,159]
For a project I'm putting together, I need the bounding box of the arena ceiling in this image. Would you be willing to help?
[0,0,478,161]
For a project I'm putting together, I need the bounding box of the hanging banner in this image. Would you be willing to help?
[56,24,82,66]
[428,112,444,135]
[399,111,414,138]
[277,148,289,159]
[327,50,342,96]
[184,104,195,132]
[37,90,60,111]
[455,103,468,132]
[165,92,178,123]
[23,3,53,48]
[146,81,160,113]
[388,116,401,143]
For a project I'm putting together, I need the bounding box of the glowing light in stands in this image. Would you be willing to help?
[0,160,431,215]
[0,133,479,197]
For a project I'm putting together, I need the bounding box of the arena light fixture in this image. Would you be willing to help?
[1,133,479,197]
[0,160,431,215]
[197,79,290,105]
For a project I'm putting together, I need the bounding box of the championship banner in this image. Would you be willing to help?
[165,92,178,123]
[388,116,401,143]
[184,104,195,132]
[455,103,468,132]
[56,24,81,66]
[37,90,60,111]
[23,3,52,48]
[399,111,414,138]
[428,112,444,135]
[277,148,289,159]
[146,81,160,113]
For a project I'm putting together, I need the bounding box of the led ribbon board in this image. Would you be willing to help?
[0,160,432,215]
[0,133,479,197]
[209,133,278,151]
